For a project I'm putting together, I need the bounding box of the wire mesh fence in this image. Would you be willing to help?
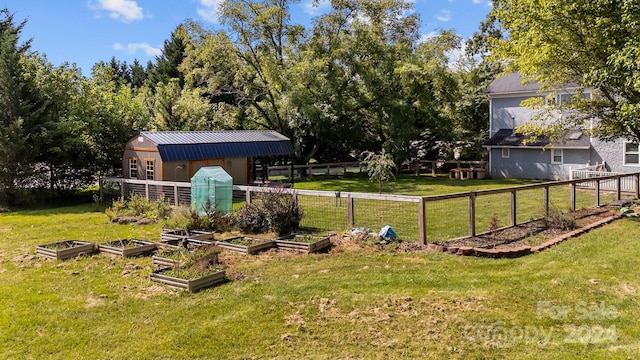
[515,187,545,224]
[101,172,640,245]
[425,196,469,242]
[352,197,420,240]
[298,193,348,231]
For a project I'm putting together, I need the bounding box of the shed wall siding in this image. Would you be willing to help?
[224,157,248,185]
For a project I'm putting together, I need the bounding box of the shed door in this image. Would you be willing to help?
[190,160,224,178]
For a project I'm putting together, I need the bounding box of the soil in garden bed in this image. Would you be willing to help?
[443,207,619,250]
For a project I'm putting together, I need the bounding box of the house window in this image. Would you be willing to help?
[502,148,510,158]
[129,158,138,178]
[624,142,640,166]
[556,92,591,105]
[551,149,563,164]
[145,160,155,180]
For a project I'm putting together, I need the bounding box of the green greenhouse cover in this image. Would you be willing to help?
[191,166,233,215]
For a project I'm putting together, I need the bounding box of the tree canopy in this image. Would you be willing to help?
[489,0,640,142]
[0,3,493,205]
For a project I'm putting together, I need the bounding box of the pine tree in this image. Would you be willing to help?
[0,9,43,205]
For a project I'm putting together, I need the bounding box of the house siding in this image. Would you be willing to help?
[490,148,590,180]
[589,138,640,173]
[490,96,547,135]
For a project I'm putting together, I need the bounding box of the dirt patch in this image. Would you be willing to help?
[444,207,619,250]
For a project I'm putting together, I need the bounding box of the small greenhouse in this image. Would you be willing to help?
[191,166,233,215]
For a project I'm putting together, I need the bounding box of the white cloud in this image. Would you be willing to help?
[92,0,144,22]
[436,9,451,22]
[419,32,438,43]
[472,0,484,3]
[301,0,331,16]
[197,0,224,23]
[113,42,162,56]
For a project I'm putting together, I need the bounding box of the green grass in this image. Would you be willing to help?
[291,173,536,195]
[1,203,639,359]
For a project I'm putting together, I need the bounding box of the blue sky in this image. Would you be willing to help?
[3,0,492,76]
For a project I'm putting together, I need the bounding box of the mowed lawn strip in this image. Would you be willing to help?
[1,203,639,359]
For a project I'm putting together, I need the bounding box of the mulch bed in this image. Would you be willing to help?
[440,206,621,256]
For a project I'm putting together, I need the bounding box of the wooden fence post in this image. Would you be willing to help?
[246,187,251,205]
[145,182,150,200]
[469,192,476,237]
[347,195,354,228]
[543,186,549,217]
[616,177,622,201]
[595,180,600,207]
[99,178,104,202]
[636,174,640,199]
[418,198,426,245]
[570,182,576,211]
[174,184,179,206]
[511,189,517,226]
[431,161,436,177]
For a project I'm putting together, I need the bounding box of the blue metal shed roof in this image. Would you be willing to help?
[139,131,293,162]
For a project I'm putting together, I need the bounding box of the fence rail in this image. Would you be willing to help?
[258,160,487,179]
[101,171,640,245]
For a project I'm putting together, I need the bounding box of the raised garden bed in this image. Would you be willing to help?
[150,267,226,292]
[152,248,191,268]
[275,234,331,253]
[156,237,215,250]
[160,228,215,242]
[36,240,95,260]
[215,236,275,255]
[98,239,157,257]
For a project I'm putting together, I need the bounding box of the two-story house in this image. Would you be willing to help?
[484,73,639,180]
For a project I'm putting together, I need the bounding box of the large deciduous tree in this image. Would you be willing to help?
[490,0,640,142]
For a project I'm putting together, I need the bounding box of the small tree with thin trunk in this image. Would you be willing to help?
[362,149,396,193]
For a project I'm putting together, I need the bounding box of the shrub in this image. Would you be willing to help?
[163,205,213,231]
[105,194,172,221]
[237,190,303,235]
[544,208,577,230]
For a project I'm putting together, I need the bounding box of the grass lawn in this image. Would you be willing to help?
[1,203,639,359]
[290,173,537,195]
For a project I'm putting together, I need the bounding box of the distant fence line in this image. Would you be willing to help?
[100,171,640,245]
[258,160,487,178]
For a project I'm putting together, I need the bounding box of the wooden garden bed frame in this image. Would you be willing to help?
[36,240,96,260]
[150,268,226,292]
[98,239,157,257]
[215,236,275,255]
[160,229,215,242]
[275,234,331,253]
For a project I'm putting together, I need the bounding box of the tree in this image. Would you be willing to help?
[290,0,423,164]
[489,0,640,142]
[147,25,187,89]
[0,9,44,204]
[362,149,395,193]
[145,79,213,131]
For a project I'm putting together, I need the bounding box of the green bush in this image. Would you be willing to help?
[163,205,213,231]
[237,190,303,235]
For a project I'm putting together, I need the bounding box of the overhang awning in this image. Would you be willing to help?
[483,129,591,149]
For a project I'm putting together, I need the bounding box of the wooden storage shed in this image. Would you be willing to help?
[122,131,293,185]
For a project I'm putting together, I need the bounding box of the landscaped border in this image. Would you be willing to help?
[426,214,622,258]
